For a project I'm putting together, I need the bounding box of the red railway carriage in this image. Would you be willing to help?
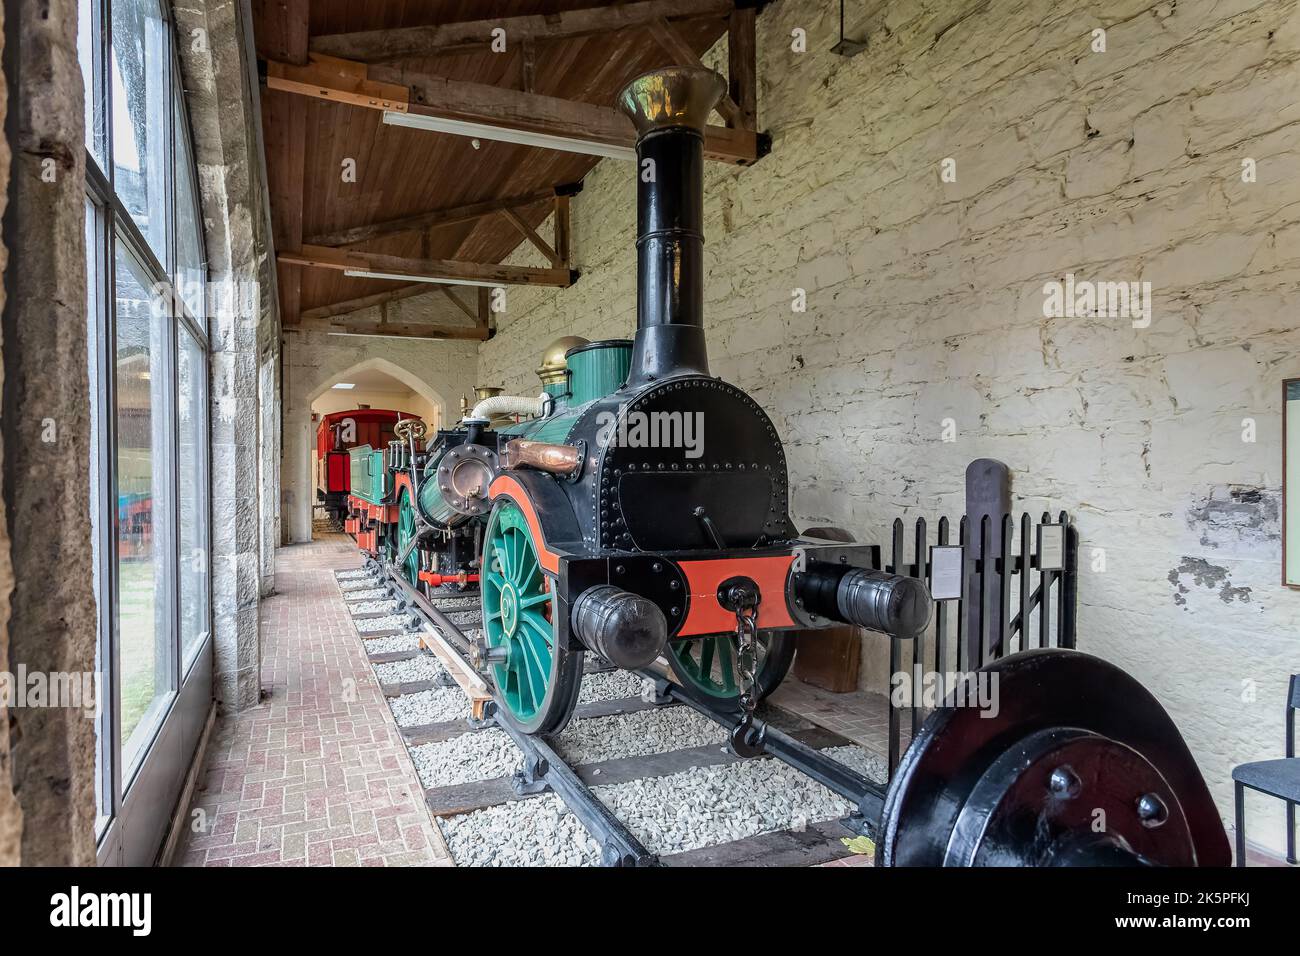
[315,408,421,524]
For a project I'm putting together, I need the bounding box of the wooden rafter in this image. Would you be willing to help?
[277,244,574,288]
[299,283,435,322]
[266,54,762,166]
[290,317,490,341]
[309,0,735,63]
[265,55,407,112]
[304,188,557,247]
[500,207,560,267]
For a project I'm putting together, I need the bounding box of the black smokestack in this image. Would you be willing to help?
[617,67,725,387]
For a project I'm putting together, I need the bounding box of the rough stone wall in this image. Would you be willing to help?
[1,0,98,865]
[281,305,479,542]
[477,0,1300,852]
[0,0,20,869]
[175,0,278,711]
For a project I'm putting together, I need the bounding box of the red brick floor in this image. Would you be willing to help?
[177,534,452,867]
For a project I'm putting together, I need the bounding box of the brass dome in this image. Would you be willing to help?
[536,335,589,385]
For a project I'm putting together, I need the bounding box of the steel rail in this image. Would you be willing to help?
[378,557,887,859]
[379,560,658,866]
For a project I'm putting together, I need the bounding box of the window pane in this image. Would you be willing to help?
[111,0,169,260]
[78,0,104,165]
[114,241,175,769]
[178,329,209,665]
[174,95,205,326]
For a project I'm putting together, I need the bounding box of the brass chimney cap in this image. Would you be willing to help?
[537,335,589,385]
[617,66,726,137]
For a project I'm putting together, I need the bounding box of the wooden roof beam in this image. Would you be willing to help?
[289,318,491,341]
[266,55,764,165]
[298,283,436,322]
[303,188,558,247]
[277,244,576,287]
[309,0,736,63]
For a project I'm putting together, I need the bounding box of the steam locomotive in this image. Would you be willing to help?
[316,408,421,526]
[345,67,1230,866]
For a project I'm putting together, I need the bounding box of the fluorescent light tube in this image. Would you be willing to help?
[331,382,355,390]
[382,110,635,162]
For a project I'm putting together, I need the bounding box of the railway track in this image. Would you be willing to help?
[335,561,891,867]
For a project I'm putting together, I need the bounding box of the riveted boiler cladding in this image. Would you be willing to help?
[338,67,1231,868]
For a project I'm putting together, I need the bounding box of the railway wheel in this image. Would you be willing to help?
[481,500,583,735]
[667,632,795,704]
[396,488,421,586]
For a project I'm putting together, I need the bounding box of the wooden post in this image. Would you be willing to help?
[554,194,572,267]
[727,8,757,130]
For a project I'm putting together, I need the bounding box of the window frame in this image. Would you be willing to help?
[85,0,215,862]
[1284,378,1300,589]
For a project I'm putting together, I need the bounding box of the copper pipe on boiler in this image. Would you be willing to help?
[501,439,583,477]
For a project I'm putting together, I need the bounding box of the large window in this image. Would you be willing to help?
[83,0,213,862]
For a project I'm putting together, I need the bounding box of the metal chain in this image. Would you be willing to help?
[734,602,759,724]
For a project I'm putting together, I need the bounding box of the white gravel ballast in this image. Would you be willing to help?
[347,599,401,616]
[553,706,725,765]
[592,751,869,855]
[339,577,384,591]
[362,633,422,654]
[389,688,471,727]
[410,728,522,788]
[336,569,373,580]
[373,655,448,685]
[439,795,601,867]
[577,670,646,704]
[356,613,415,634]
[342,587,388,601]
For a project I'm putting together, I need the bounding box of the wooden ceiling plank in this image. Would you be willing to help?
[646,18,741,125]
[278,244,575,287]
[499,207,560,267]
[252,0,310,65]
[304,188,556,246]
[309,0,735,62]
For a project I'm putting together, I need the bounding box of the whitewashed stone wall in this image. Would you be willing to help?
[281,294,480,543]
[472,0,1300,853]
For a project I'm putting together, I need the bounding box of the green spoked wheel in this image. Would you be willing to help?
[396,488,421,586]
[668,632,796,703]
[481,500,583,735]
